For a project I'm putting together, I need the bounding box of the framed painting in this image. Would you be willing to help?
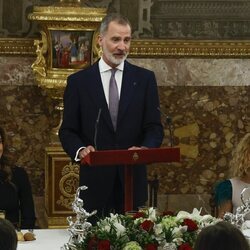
[50,30,93,69]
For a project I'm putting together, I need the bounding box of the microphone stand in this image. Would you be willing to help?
[94,109,101,150]
[158,107,174,147]
[166,116,174,147]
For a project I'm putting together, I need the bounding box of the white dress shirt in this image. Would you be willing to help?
[99,57,124,105]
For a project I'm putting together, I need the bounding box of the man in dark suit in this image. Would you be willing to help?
[59,13,164,223]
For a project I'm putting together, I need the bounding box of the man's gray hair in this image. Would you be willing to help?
[99,13,132,36]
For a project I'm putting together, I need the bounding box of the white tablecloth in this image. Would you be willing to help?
[17,229,70,250]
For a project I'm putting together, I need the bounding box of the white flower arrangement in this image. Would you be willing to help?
[76,207,221,250]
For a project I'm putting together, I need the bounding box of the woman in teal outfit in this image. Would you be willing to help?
[215,133,250,218]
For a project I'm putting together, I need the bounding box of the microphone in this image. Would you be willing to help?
[166,116,174,147]
[157,107,174,147]
[94,108,102,150]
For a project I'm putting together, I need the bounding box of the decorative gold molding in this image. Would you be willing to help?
[29,5,107,22]
[1,38,250,57]
[45,214,70,229]
[129,39,250,58]
[0,38,36,56]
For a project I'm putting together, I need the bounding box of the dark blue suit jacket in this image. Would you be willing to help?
[59,60,163,211]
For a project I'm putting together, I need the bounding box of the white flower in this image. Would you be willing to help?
[160,242,177,250]
[173,225,187,236]
[134,207,158,225]
[154,223,163,235]
[172,237,184,246]
[148,207,157,221]
[171,225,187,245]
[199,214,213,221]
[176,208,203,221]
[190,208,204,221]
[97,213,126,237]
[113,221,126,236]
[176,211,192,220]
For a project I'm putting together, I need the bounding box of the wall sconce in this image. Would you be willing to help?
[28,0,106,141]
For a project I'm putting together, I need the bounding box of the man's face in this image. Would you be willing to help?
[98,21,131,67]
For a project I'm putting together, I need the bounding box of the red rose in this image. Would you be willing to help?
[182,218,198,232]
[133,211,146,219]
[97,239,111,250]
[178,243,193,250]
[144,243,158,250]
[140,220,154,232]
[87,236,98,249]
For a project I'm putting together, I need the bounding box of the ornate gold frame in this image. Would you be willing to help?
[1,38,250,57]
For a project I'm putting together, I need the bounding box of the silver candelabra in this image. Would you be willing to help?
[224,187,250,229]
[61,186,97,250]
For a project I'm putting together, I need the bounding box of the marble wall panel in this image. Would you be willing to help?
[148,86,249,195]
[0,57,35,85]
[128,58,250,86]
[0,83,59,195]
[0,55,249,224]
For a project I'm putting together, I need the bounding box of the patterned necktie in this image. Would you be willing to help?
[109,68,119,130]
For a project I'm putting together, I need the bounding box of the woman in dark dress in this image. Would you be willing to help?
[0,127,36,229]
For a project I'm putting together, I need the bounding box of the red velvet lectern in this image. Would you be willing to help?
[81,147,180,211]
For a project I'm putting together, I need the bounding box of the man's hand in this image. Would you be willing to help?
[128,146,148,150]
[78,145,95,159]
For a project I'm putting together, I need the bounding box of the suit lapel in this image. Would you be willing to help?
[87,63,114,130]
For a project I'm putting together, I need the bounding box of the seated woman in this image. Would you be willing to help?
[215,133,250,218]
[0,127,36,229]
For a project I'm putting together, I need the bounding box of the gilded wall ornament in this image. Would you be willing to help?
[28,2,106,140]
